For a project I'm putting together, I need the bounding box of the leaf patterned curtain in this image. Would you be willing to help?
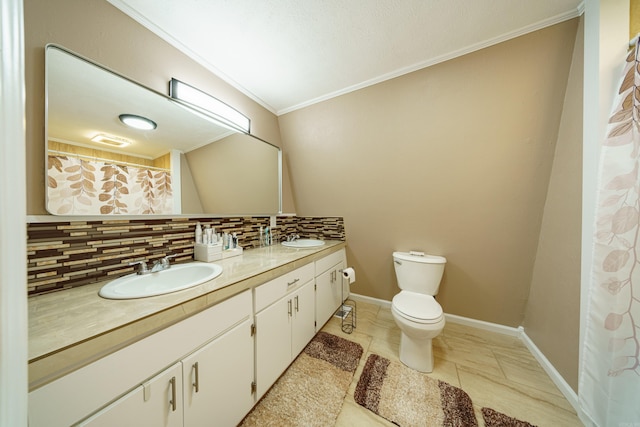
[579,43,640,425]
[47,155,173,215]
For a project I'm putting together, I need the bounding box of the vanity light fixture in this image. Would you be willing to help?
[91,134,131,148]
[169,78,250,133]
[119,114,157,131]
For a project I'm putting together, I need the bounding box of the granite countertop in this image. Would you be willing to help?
[28,240,346,390]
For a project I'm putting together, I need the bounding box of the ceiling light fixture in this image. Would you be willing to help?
[119,114,157,131]
[169,78,250,133]
[91,134,132,148]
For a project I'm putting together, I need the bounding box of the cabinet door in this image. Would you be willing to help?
[315,262,344,328]
[291,279,316,357]
[182,319,254,427]
[78,363,183,427]
[255,297,292,399]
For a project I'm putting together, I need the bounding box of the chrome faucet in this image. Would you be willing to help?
[286,234,300,242]
[151,254,178,273]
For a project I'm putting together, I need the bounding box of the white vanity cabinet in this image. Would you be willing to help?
[29,245,349,427]
[29,290,253,427]
[315,248,347,329]
[254,263,315,399]
[79,316,254,427]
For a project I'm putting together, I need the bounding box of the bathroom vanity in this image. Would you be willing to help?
[28,242,347,427]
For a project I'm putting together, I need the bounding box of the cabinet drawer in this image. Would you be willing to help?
[315,248,346,276]
[254,263,314,312]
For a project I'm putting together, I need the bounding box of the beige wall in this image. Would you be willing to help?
[524,18,584,393]
[632,0,640,38]
[279,19,580,327]
[24,0,295,215]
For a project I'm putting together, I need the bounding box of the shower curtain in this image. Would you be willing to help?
[47,155,173,215]
[580,40,640,426]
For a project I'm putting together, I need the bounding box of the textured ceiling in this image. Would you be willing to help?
[108,0,582,115]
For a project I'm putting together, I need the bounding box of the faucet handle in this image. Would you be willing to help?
[129,260,149,275]
[161,254,178,267]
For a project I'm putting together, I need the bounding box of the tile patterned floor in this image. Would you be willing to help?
[319,300,583,426]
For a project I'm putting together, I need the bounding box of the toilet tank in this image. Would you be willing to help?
[393,251,446,295]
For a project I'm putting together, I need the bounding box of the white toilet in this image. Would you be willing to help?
[391,251,446,373]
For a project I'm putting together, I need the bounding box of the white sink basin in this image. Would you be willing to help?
[99,262,223,299]
[281,239,326,248]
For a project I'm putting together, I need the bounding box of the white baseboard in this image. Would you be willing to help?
[348,293,391,308]
[349,293,581,416]
[444,313,521,337]
[519,330,580,415]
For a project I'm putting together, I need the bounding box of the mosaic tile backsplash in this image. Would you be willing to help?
[27,216,345,296]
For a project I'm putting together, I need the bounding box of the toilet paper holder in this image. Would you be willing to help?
[338,268,356,334]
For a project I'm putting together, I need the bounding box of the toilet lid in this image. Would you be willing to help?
[393,251,446,264]
[393,292,443,323]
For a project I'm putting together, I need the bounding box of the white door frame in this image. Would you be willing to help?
[0,0,28,425]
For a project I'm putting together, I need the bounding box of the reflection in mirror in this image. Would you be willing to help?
[45,45,281,216]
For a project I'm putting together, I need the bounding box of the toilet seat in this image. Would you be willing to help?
[392,291,443,324]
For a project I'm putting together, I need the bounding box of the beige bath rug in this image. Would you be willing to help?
[239,331,363,427]
[481,407,537,427]
[354,353,477,427]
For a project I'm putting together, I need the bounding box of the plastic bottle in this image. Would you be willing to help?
[195,222,202,244]
[205,225,213,245]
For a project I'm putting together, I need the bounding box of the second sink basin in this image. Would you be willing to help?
[99,262,223,299]
[281,239,326,248]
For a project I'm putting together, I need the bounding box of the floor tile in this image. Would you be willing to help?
[458,365,581,426]
[493,348,564,397]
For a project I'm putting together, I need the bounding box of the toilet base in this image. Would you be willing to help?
[399,333,434,373]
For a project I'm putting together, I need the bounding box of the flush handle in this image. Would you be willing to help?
[394,260,402,265]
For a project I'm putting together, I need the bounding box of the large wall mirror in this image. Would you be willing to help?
[45,45,281,216]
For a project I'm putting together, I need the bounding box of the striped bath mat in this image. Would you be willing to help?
[240,332,363,426]
[355,353,536,427]
[354,353,478,426]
